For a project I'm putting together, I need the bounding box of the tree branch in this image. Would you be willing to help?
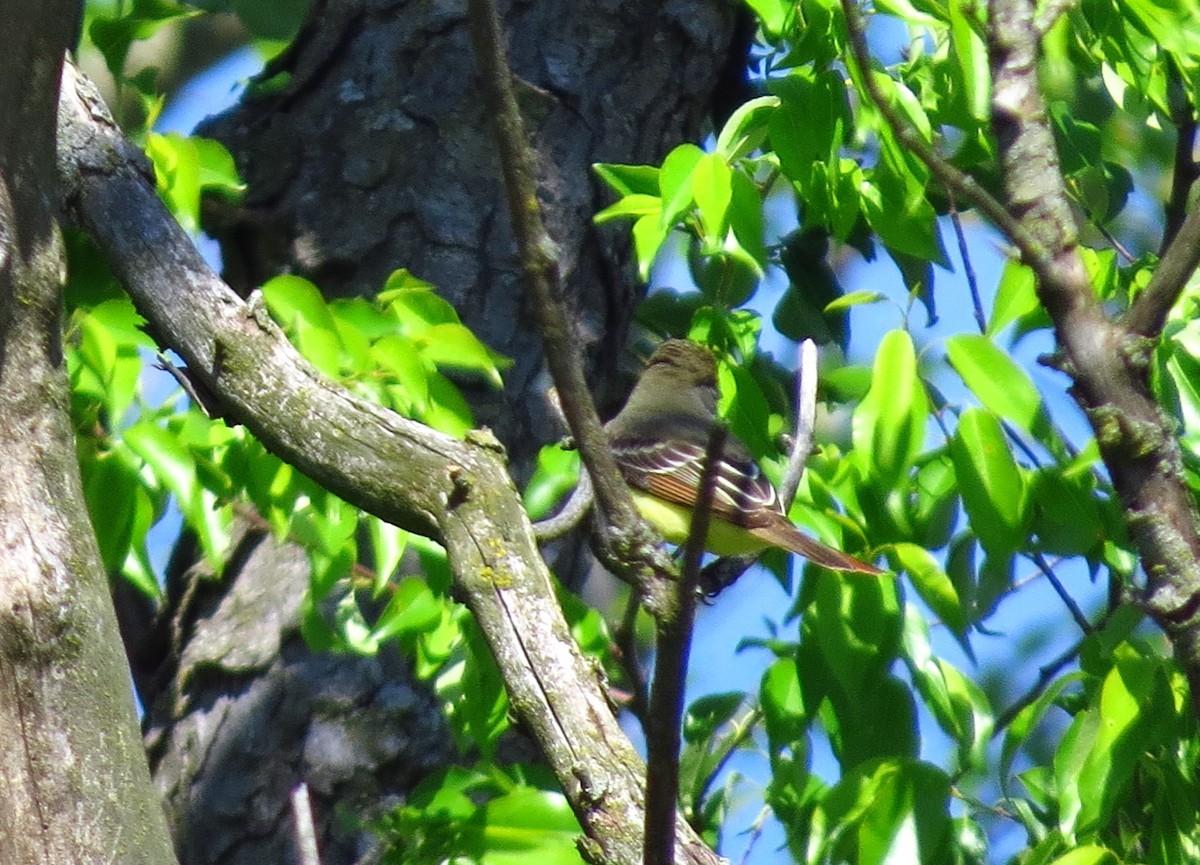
[54,62,725,865]
[699,341,818,596]
[985,0,1200,717]
[840,0,1051,275]
[1124,203,1200,338]
[0,9,179,859]
[645,422,726,865]
[464,0,679,617]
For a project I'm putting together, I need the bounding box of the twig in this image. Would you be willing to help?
[839,0,1050,275]
[779,339,819,508]
[465,0,676,616]
[992,637,1083,734]
[1161,60,1199,255]
[615,589,650,727]
[1033,0,1078,34]
[736,806,773,865]
[1080,204,1135,263]
[644,422,727,865]
[1125,198,1200,337]
[532,467,595,541]
[1030,552,1092,635]
[690,704,762,813]
[700,341,818,595]
[291,783,321,865]
[946,190,986,334]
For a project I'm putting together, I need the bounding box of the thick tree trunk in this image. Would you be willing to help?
[137,2,742,862]
[0,6,178,864]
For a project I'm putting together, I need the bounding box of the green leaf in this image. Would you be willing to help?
[811,571,902,696]
[1072,648,1167,834]
[145,133,201,233]
[824,290,886,313]
[523,445,581,520]
[659,143,705,230]
[89,0,199,79]
[874,0,944,26]
[715,95,781,160]
[1046,847,1119,865]
[892,542,965,636]
[477,788,585,865]
[371,577,443,647]
[950,408,1027,557]
[367,517,408,594]
[372,334,430,413]
[761,658,808,753]
[382,276,463,327]
[192,137,246,199]
[263,274,338,333]
[692,153,733,246]
[948,0,990,121]
[727,168,767,270]
[415,323,509,388]
[632,213,670,281]
[1118,0,1200,58]
[593,192,662,223]
[592,162,660,197]
[123,419,196,508]
[743,0,791,35]
[988,259,1041,336]
[684,692,744,744]
[945,334,1051,442]
[853,329,927,485]
[1001,671,1086,788]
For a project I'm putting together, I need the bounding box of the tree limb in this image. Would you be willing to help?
[464,0,679,617]
[985,0,1200,714]
[54,62,725,865]
[645,422,727,865]
[1124,203,1200,338]
[0,10,178,860]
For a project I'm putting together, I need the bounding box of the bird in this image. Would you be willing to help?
[604,339,883,575]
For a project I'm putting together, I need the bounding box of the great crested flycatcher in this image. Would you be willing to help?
[605,339,883,575]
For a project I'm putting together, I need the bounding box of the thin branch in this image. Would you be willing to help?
[615,590,651,727]
[736,806,772,865]
[291,784,321,865]
[992,637,1083,734]
[464,0,677,616]
[947,190,987,334]
[700,341,818,595]
[1125,199,1200,337]
[1091,218,1135,265]
[644,422,727,865]
[1033,0,1078,34]
[779,339,819,508]
[1161,59,1199,255]
[1030,552,1092,635]
[839,0,1050,275]
[532,467,594,541]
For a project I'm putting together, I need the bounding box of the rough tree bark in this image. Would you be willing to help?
[0,5,178,864]
[129,2,743,863]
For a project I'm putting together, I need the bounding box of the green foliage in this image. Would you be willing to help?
[67,0,1200,861]
[586,0,1200,860]
[372,765,587,865]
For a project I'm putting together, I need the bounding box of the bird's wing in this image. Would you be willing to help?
[611,438,781,527]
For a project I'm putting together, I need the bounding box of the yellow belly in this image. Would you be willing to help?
[630,490,769,557]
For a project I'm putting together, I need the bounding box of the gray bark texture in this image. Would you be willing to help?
[0,5,178,865]
[133,1,743,863]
